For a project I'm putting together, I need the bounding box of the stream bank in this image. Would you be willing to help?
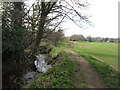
[2,45,53,88]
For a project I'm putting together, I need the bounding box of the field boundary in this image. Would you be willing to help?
[90,55,119,71]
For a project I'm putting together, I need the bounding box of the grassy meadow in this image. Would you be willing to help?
[58,41,118,69]
[70,42,119,69]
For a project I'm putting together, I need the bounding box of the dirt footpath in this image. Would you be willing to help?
[65,49,108,88]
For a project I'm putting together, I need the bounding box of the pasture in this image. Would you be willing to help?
[70,42,118,69]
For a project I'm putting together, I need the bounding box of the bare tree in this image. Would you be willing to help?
[45,28,64,46]
[25,0,91,58]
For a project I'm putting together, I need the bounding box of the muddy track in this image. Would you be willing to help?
[65,49,108,88]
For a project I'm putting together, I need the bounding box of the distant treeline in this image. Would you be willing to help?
[64,34,119,43]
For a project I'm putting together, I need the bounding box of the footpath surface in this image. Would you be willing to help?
[65,49,108,88]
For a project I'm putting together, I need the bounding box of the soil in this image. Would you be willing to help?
[65,49,108,88]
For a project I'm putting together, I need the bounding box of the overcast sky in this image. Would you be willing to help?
[63,0,119,38]
[27,0,119,38]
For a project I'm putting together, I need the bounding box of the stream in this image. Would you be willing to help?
[21,54,52,87]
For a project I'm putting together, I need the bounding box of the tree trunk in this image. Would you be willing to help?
[30,2,47,59]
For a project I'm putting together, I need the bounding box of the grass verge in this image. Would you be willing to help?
[77,53,120,88]
[24,53,74,88]
[50,45,63,57]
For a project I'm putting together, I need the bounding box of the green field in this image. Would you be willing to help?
[69,42,118,69]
